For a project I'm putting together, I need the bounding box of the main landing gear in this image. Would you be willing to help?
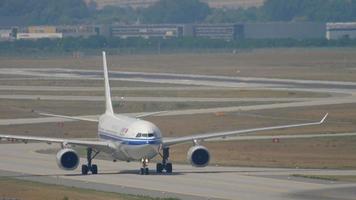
[81,148,100,175]
[156,147,172,174]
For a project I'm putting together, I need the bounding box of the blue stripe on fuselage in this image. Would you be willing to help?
[98,131,161,145]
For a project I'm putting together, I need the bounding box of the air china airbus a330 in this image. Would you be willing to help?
[0,52,329,175]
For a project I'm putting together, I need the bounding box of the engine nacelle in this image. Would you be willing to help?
[187,145,210,167]
[56,148,79,170]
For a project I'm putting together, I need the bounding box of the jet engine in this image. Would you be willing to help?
[187,145,210,167]
[56,148,79,170]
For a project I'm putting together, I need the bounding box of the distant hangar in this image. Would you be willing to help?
[327,22,356,40]
[109,22,326,40]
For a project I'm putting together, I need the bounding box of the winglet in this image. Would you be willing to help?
[320,113,328,124]
[103,51,114,115]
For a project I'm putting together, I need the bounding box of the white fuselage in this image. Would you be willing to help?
[97,113,162,161]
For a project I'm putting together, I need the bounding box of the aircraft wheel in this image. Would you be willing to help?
[156,163,163,173]
[81,164,89,175]
[91,164,98,174]
[165,163,172,173]
[145,167,149,175]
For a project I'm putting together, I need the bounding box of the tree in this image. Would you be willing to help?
[261,0,356,22]
[93,5,138,24]
[205,7,260,23]
[142,0,211,23]
[0,0,91,25]
[262,0,304,21]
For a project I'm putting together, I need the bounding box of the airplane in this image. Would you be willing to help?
[0,51,330,175]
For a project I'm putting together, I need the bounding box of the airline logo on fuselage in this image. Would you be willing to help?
[120,128,129,136]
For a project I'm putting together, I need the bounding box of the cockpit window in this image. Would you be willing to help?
[137,133,155,138]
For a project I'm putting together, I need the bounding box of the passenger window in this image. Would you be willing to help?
[142,134,148,137]
[136,133,141,137]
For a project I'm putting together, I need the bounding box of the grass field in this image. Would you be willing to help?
[0,177,178,200]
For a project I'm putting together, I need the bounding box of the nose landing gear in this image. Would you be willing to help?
[140,158,150,175]
[139,147,173,175]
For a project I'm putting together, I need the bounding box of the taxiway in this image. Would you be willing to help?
[0,143,355,200]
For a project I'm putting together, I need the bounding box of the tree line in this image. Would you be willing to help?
[1,0,356,25]
[207,0,356,23]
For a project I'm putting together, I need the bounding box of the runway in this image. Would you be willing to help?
[2,68,356,86]
[3,68,356,89]
[0,94,309,102]
[0,143,355,200]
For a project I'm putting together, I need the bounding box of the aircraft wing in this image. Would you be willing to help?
[0,134,114,150]
[200,132,356,141]
[162,113,329,146]
[135,111,167,118]
[36,111,167,122]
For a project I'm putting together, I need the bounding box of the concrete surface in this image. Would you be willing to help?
[0,143,356,200]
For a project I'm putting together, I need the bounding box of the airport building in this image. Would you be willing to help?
[55,25,104,38]
[17,33,63,40]
[17,26,61,40]
[3,22,336,41]
[0,29,14,41]
[108,23,325,40]
[15,25,107,40]
[244,22,326,39]
[110,23,244,40]
[110,24,184,39]
[192,24,244,40]
[326,22,356,40]
[28,26,57,34]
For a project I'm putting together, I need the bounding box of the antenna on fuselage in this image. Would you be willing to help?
[102,51,114,115]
